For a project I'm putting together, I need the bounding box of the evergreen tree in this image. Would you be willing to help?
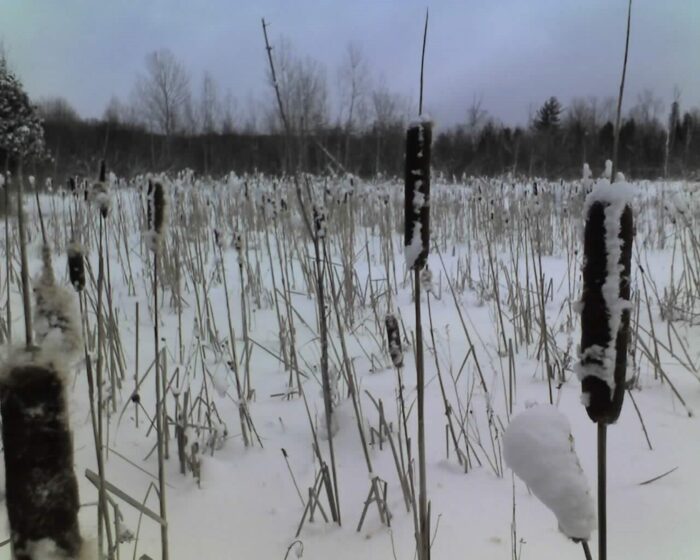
[0,61,46,163]
[534,97,563,132]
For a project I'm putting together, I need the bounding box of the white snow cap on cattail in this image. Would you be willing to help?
[146,178,169,252]
[582,163,592,180]
[90,160,111,218]
[602,159,612,179]
[504,404,595,541]
[30,245,83,368]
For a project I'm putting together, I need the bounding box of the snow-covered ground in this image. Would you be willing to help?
[1,174,699,559]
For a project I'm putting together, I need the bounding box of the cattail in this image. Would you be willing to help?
[67,176,76,195]
[34,245,83,359]
[385,314,403,368]
[0,362,83,559]
[91,162,111,218]
[576,182,634,423]
[313,203,326,239]
[0,247,84,558]
[67,242,86,292]
[147,179,168,252]
[404,119,432,270]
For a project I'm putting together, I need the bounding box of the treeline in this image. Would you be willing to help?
[4,38,700,182]
[36,99,700,182]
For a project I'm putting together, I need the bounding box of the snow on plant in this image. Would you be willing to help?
[404,118,432,270]
[146,179,168,252]
[32,245,82,364]
[575,178,635,422]
[385,314,403,368]
[504,404,595,541]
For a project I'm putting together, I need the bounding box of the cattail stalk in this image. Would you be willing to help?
[147,179,169,560]
[405,118,432,560]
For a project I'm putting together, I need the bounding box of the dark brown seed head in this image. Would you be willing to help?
[147,180,166,237]
[579,200,633,423]
[404,120,432,270]
[67,243,85,292]
[385,314,403,369]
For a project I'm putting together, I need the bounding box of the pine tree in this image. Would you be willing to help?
[0,60,46,162]
[534,96,563,132]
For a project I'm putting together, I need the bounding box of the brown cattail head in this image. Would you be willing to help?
[313,203,326,239]
[99,159,106,182]
[385,314,403,368]
[147,179,167,252]
[0,363,83,558]
[67,242,85,292]
[577,185,634,424]
[404,119,432,270]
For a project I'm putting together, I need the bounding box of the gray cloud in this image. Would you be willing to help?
[1,0,698,127]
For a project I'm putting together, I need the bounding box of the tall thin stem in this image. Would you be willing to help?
[611,0,632,181]
[597,422,607,560]
[16,161,31,347]
[415,268,429,560]
[154,252,169,560]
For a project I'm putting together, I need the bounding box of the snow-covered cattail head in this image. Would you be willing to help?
[504,404,595,541]
[385,314,403,368]
[213,228,223,250]
[576,181,634,423]
[67,242,86,292]
[233,231,243,254]
[1,247,84,555]
[146,179,168,252]
[313,203,326,239]
[405,118,432,270]
[88,160,110,218]
[33,245,83,362]
[602,159,612,180]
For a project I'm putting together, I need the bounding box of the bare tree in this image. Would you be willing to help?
[269,37,328,136]
[629,88,663,126]
[37,97,81,124]
[338,43,369,167]
[199,71,220,135]
[370,81,404,174]
[134,49,190,138]
[221,91,238,134]
[466,94,488,134]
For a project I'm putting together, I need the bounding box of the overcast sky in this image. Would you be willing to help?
[1,0,698,128]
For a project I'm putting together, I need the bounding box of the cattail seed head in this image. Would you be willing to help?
[146,179,168,252]
[233,231,243,253]
[67,242,86,292]
[385,314,403,369]
[404,119,432,270]
[577,183,634,424]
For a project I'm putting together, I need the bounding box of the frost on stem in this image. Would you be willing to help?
[504,404,595,541]
[404,119,432,270]
[576,180,634,423]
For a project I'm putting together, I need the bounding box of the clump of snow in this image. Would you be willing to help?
[602,159,612,179]
[90,181,111,217]
[22,538,96,559]
[504,404,595,541]
[575,180,635,391]
[582,163,592,180]
[405,219,423,269]
[32,245,82,364]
